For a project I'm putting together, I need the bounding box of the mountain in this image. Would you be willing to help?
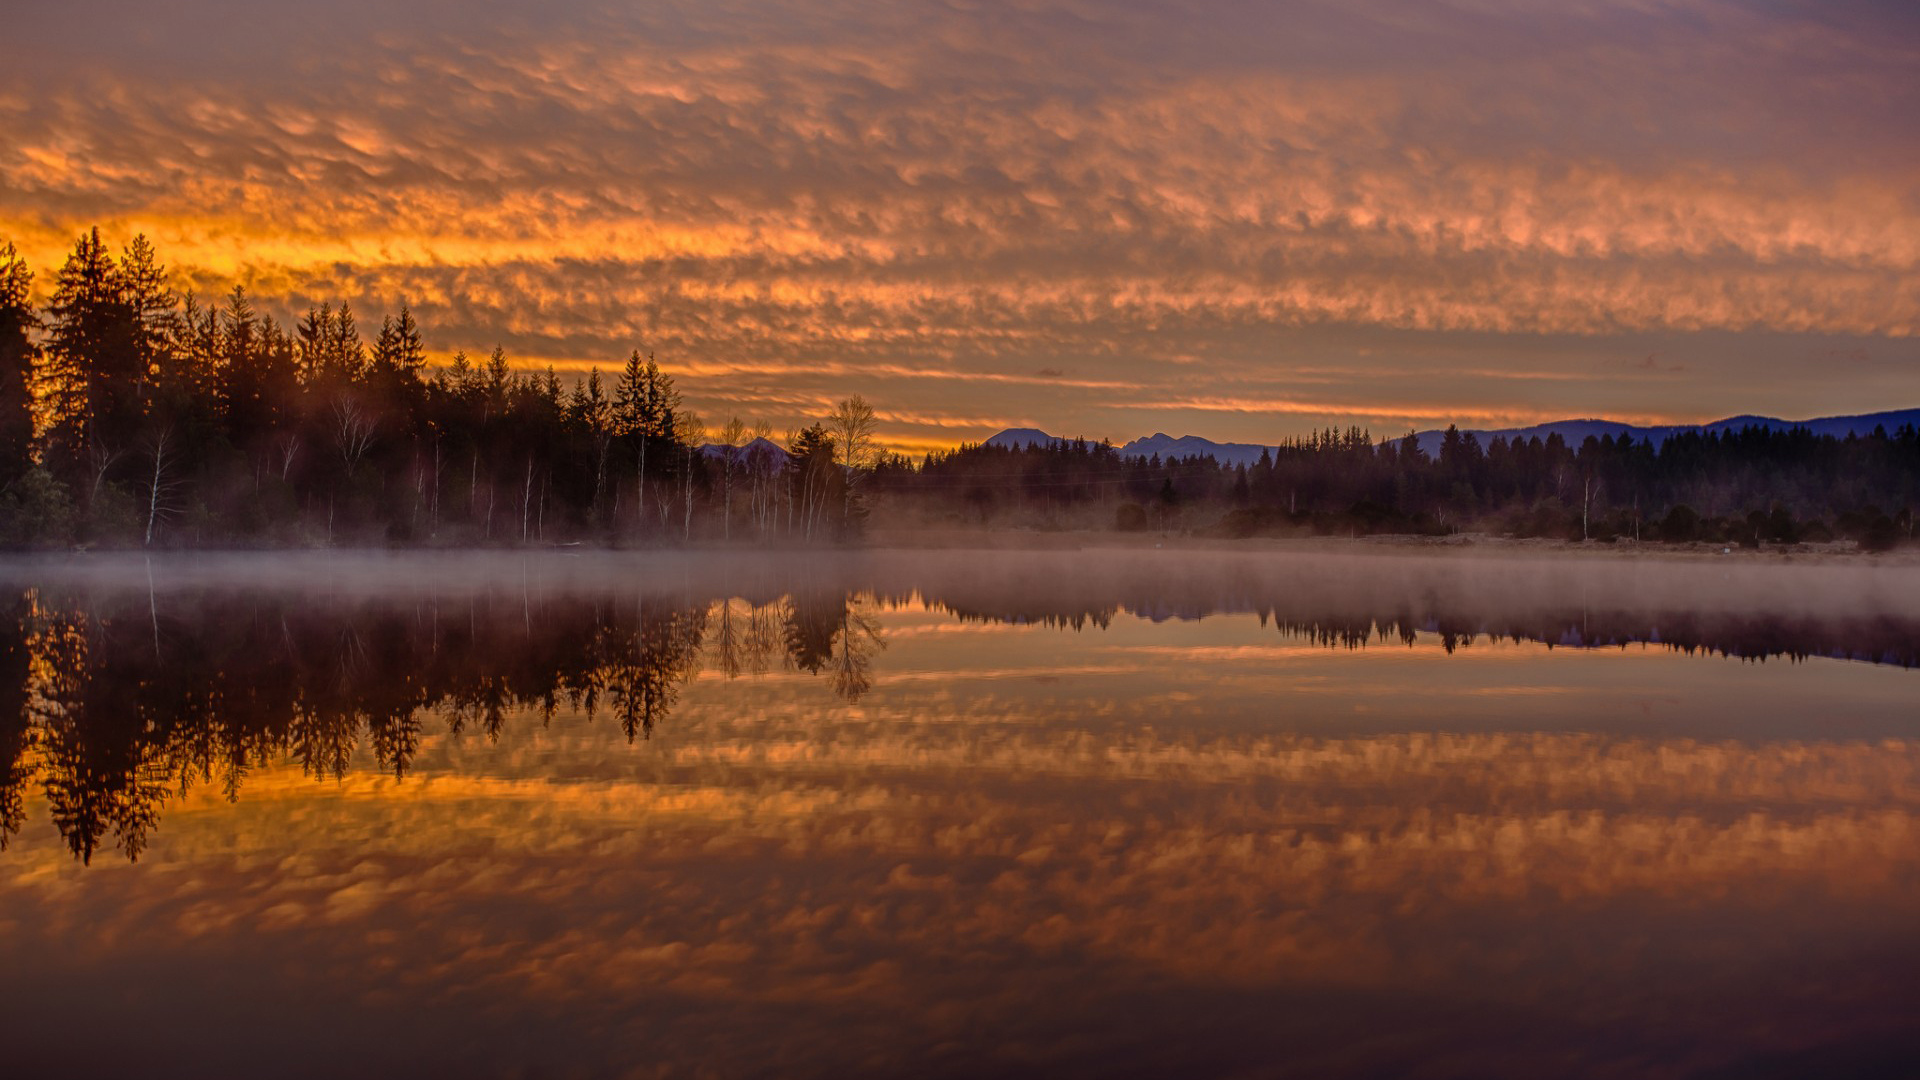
[984,428,1074,450]
[982,428,1277,465]
[1407,407,1920,459]
[983,408,1920,469]
[1120,432,1275,467]
[699,436,786,460]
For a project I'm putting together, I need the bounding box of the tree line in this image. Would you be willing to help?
[0,230,882,547]
[887,422,1918,548]
[1,228,1915,549]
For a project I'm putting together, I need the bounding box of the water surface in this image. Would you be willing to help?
[1,549,1916,1078]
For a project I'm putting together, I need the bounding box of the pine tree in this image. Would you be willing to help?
[644,354,681,443]
[613,350,647,437]
[217,285,260,441]
[119,235,176,408]
[364,306,426,429]
[164,293,220,411]
[295,303,329,383]
[484,345,510,410]
[44,228,141,474]
[0,243,38,485]
[332,302,365,382]
[146,293,220,492]
[370,314,401,376]
[395,304,425,375]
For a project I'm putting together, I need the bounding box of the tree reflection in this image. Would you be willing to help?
[0,591,30,849]
[31,601,174,863]
[0,571,1912,865]
[830,594,886,703]
[782,589,841,674]
[607,595,707,741]
[0,586,725,861]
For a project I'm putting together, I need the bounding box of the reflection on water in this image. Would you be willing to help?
[0,550,1917,1078]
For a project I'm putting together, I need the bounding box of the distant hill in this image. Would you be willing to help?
[1120,432,1275,467]
[982,428,1274,466]
[698,436,786,460]
[984,428,1074,451]
[983,407,1920,468]
[1406,407,1920,459]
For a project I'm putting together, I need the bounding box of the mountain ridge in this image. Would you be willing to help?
[980,408,1920,467]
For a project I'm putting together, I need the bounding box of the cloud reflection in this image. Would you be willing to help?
[3,550,1920,1073]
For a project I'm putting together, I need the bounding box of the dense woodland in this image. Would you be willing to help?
[0,230,1915,550]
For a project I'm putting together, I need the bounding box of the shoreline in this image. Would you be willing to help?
[859,527,1920,564]
[1,529,1914,569]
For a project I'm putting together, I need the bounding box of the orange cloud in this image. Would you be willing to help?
[1,0,1916,444]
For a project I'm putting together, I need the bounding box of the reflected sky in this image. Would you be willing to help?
[1,551,1917,1078]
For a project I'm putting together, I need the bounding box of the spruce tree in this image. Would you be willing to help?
[45,228,141,476]
[119,234,177,405]
[0,243,38,485]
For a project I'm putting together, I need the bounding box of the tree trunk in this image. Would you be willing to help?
[522,458,534,543]
[144,432,167,547]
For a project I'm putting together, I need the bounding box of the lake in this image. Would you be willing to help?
[1,548,1916,1078]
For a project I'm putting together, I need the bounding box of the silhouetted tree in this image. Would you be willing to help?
[0,243,38,487]
[43,228,142,494]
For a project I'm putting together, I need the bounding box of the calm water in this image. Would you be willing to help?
[1,548,1917,1079]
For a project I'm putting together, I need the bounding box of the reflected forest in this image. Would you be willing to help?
[0,584,885,864]
[6,573,1916,864]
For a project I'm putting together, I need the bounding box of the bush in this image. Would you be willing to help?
[1210,506,1256,538]
[1114,503,1148,532]
[1505,498,1570,539]
[1861,515,1900,552]
[1766,506,1800,544]
[81,483,142,547]
[1347,500,1396,535]
[1659,504,1700,543]
[0,468,75,548]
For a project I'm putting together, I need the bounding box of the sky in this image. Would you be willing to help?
[3,0,1917,454]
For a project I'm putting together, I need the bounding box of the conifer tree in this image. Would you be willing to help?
[0,243,38,486]
[484,345,510,410]
[44,228,142,478]
[333,302,366,382]
[119,235,176,404]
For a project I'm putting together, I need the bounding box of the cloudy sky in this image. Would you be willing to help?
[3,0,1916,452]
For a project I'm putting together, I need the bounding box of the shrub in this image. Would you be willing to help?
[1659,504,1700,543]
[1861,515,1900,552]
[1766,506,1800,544]
[0,467,75,548]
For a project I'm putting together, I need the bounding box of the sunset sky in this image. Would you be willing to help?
[4,0,1916,453]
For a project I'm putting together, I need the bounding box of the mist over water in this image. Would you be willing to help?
[0,547,1916,1078]
[11,544,1919,637]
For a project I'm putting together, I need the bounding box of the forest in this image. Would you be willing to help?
[0,229,1915,550]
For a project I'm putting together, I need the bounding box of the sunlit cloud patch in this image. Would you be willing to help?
[3,0,1916,446]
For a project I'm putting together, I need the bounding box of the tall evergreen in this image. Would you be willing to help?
[0,244,37,485]
[44,228,143,481]
[118,235,176,405]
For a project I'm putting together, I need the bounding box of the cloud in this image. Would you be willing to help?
[1,0,1916,446]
